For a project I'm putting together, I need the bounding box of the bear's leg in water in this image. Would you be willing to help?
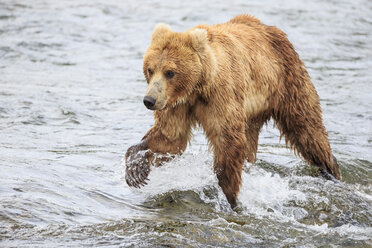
[213,126,247,209]
[245,113,271,163]
[273,87,341,180]
[125,104,194,187]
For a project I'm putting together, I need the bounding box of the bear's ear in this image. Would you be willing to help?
[151,23,171,42]
[189,28,208,51]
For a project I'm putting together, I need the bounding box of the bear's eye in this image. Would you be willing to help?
[165,70,175,79]
[147,68,153,76]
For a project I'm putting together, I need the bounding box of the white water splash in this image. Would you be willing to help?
[239,165,307,217]
[128,152,217,196]
[125,151,309,219]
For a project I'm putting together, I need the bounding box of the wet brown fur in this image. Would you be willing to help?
[126,15,341,209]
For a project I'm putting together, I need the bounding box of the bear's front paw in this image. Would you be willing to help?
[125,150,151,188]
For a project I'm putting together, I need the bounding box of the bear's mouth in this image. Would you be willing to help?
[153,99,167,110]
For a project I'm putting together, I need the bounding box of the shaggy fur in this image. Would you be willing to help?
[125,15,341,209]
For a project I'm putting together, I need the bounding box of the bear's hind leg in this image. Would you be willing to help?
[245,113,270,163]
[273,91,341,180]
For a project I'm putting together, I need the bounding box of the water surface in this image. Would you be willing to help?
[0,0,371,247]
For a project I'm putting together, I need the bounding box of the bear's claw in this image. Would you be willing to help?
[125,141,151,188]
[125,158,151,188]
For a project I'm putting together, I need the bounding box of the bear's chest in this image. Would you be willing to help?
[192,97,223,139]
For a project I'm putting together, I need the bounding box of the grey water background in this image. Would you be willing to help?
[0,0,371,247]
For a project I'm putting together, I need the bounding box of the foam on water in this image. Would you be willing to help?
[135,152,216,195]
[239,165,307,217]
[125,152,314,218]
[123,150,371,242]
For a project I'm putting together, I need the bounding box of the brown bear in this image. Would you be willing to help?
[125,15,341,209]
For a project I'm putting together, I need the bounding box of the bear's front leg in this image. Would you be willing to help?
[125,105,194,188]
[213,129,247,209]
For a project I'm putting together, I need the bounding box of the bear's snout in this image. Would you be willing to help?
[143,96,156,110]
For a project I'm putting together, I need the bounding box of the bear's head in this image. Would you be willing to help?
[142,23,214,110]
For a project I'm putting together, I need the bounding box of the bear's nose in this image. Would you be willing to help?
[143,96,156,109]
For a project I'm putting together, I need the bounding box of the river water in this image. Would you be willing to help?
[0,0,371,247]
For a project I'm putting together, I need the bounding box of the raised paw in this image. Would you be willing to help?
[125,149,151,188]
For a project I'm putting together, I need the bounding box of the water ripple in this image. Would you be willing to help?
[0,0,371,247]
